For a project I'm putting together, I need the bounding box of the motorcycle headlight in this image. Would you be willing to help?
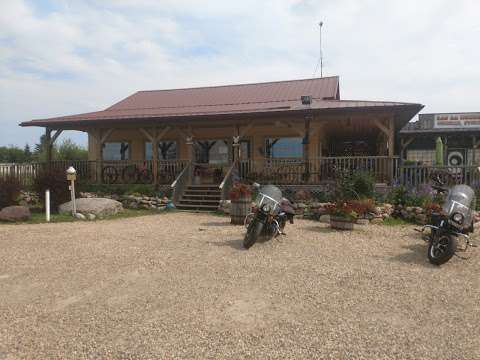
[262,203,272,213]
[452,212,464,225]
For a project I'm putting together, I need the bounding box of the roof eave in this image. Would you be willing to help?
[20,102,424,129]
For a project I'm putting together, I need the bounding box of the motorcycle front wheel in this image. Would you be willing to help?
[428,234,457,265]
[243,220,264,249]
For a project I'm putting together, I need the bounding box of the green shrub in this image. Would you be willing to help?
[337,171,375,200]
[385,185,431,207]
[0,176,22,209]
[33,167,77,212]
[78,183,164,197]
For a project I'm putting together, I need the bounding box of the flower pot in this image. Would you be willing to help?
[330,216,355,230]
[230,196,252,225]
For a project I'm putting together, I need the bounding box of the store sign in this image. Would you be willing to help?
[434,113,480,128]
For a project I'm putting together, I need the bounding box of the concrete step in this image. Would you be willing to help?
[176,203,219,211]
[179,199,220,205]
[184,189,221,195]
[182,194,221,200]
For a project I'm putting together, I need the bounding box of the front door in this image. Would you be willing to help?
[193,139,230,184]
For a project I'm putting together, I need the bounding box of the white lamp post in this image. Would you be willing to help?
[66,166,77,216]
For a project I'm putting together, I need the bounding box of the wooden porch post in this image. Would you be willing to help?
[400,136,414,162]
[472,135,476,165]
[303,114,311,182]
[94,128,114,184]
[152,129,159,186]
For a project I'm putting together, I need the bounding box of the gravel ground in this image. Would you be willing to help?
[0,212,479,360]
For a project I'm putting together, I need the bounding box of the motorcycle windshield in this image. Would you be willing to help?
[443,185,475,215]
[255,185,283,212]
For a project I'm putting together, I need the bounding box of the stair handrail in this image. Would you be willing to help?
[171,161,192,204]
[219,161,237,201]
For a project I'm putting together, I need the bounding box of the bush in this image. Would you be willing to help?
[386,185,432,207]
[33,167,78,212]
[0,176,22,209]
[337,171,375,200]
[349,198,376,217]
[78,184,159,197]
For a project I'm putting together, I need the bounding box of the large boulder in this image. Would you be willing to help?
[0,206,31,222]
[59,198,123,218]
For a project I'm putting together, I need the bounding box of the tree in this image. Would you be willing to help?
[56,139,88,160]
[23,144,32,162]
[0,145,27,163]
[33,134,52,162]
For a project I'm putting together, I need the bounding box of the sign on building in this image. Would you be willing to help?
[434,113,480,128]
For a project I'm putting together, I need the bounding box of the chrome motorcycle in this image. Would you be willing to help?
[243,183,295,249]
[417,174,477,265]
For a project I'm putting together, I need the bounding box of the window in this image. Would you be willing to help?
[265,137,303,158]
[102,142,129,160]
[145,141,177,160]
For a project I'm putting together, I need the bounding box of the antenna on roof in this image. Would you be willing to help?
[312,21,324,78]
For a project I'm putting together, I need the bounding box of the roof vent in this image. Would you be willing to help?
[301,95,312,105]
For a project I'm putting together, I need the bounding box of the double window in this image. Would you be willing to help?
[265,137,303,158]
[102,142,130,160]
[145,141,177,160]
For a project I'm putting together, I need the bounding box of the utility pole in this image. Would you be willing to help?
[319,21,324,78]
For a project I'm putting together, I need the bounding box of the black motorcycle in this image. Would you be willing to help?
[417,174,477,265]
[243,184,294,249]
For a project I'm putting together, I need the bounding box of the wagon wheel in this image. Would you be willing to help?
[138,168,153,184]
[122,165,138,184]
[430,169,453,187]
[102,166,119,184]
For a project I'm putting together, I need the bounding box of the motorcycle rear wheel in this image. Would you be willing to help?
[428,234,457,265]
[243,220,263,249]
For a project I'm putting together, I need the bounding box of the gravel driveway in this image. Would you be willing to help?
[0,212,479,359]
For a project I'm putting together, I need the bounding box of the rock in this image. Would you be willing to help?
[416,214,428,224]
[356,218,370,225]
[59,198,123,217]
[75,213,86,220]
[86,213,96,221]
[297,203,307,209]
[319,214,330,223]
[294,190,312,202]
[414,207,423,214]
[370,217,383,224]
[0,206,31,222]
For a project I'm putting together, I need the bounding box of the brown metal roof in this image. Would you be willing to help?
[20,76,423,127]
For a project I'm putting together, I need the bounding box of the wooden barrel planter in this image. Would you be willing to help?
[230,197,252,225]
[330,216,355,230]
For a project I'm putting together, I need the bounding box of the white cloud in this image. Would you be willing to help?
[0,0,479,146]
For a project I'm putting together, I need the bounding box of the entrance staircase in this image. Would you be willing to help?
[176,184,222,211]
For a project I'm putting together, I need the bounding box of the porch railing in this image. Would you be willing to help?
[171,161,192,204]
[239,156,399,184]
[15,157,479,189]
[398,165,480,189]
[219,162,238,201]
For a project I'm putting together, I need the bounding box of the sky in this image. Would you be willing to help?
[1,0,479,148]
